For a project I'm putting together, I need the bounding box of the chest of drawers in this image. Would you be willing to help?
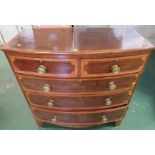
[1,27,155,128]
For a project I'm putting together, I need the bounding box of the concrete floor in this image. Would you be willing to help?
[0,51,155,130]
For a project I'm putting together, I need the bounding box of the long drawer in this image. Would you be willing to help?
[26,91,131,110]
[8,56,78,78]
[32,106,127,128]
[81,55,147,77]
[18,74,139,94]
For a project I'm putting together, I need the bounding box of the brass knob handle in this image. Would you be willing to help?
[105,98,112,105]
[43,84,51,92]
[47,99,54,107]
[51,116,57,122]
[111,65,120,74]
[102,115,108,122]
[37,65,47,74]
[108,81,116,90]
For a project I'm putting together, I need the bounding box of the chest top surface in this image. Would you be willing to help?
[2,27,155,54]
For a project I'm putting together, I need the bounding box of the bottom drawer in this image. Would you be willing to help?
[32,106,127,128]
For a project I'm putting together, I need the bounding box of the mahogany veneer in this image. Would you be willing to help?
[1,26,155,128]
[32,106,128,128]
[26,91,131,111]
[18,74,138,94]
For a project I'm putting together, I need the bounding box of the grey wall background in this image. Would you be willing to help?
[0,25,155,47]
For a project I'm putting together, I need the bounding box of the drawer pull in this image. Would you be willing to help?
[105,98,112,105]
[51,116,57,122]
[47,99,54,107]
[111,65,120,74]
[37,65,47,74]
[102,115,108,122]
[108,81,116,90]
[43,84,51,92]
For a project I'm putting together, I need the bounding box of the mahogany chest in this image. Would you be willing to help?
[1,26,155,128]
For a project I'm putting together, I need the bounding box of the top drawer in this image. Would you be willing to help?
[81,55,148,78]
[8,56,78,78]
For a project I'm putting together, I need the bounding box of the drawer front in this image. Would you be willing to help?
[32,106,127,127]
[8,56,78,78]
[81,55,147,77]
[26,91,131,110]
[18,74,138,94]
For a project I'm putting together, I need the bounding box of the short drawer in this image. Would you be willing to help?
[81,55,147,77]
[26,91,131,110]
[32,106,127,128]
[8,56,78,78]
[18,74,138,94]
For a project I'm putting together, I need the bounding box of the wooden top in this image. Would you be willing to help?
[2,27,155,54]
